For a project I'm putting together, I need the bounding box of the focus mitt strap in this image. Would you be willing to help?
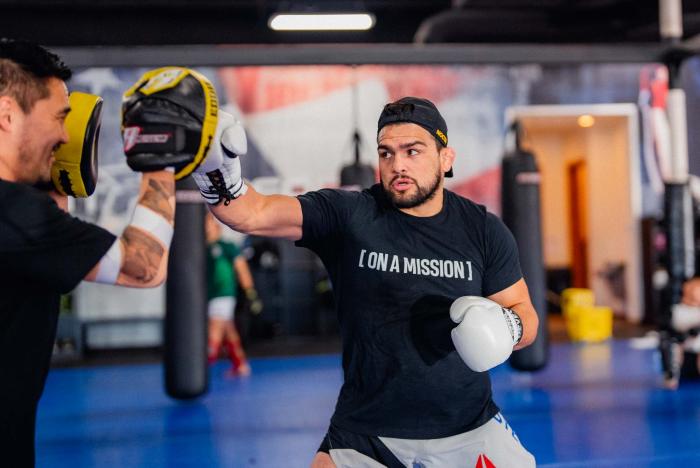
[121,67,218,180]
[51,91,103,197]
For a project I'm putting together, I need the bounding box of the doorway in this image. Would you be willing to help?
[505,104,642,321]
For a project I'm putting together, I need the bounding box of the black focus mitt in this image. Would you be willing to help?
[121,67,219,180]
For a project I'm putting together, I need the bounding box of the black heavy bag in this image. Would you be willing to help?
[658,182,695,383]
[340,132,375,188]
[501,149,549,371]
[660,182,695,328]
[164,177,208,399]
[340,162,375,188]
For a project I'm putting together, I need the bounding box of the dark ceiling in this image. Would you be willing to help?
[2,0,700,47]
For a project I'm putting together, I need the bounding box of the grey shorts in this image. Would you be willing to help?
[208,296,236,320]
[319,412,536,468]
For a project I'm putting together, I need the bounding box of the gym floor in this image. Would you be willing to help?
[38,324,700,467]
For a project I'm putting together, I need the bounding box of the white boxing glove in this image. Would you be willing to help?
[450,296,523,372]
[672,303,700,333]
[191,110,248,205]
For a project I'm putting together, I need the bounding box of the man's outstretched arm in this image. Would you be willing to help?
[210,186,302,241]
[192,111,303,241]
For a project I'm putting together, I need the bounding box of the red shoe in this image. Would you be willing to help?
[225,363,251,378]
[237,363,251,376]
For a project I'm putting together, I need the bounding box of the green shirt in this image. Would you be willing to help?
[206,240,241,300]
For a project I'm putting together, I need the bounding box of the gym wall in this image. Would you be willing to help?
[68,60,700,346]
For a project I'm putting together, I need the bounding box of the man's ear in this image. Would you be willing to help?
[0,96,17,131]
[440,146,456,174]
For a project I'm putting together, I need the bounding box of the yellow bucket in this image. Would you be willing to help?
[565,304,613,342]
[561,288,595,315]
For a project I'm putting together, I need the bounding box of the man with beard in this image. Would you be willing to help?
[0,40,178,466]
[191,97,538,467]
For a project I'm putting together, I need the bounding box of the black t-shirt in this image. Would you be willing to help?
[296,184,522,439]
[0,180,115,466]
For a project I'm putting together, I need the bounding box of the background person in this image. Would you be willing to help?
[662,277,700,387]
[205,212,261,376]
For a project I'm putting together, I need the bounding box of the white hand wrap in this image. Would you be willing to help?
[129,205,174,247]
[192,111,248,205]
[94,239,123,284]
[450,296,523,372]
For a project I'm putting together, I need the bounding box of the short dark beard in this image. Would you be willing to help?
[17,145,48,185]
[383,165,442,209]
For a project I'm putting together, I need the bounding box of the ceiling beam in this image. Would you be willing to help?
[54,43,673,68]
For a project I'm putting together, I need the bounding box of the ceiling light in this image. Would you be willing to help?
[577,115,595,128]
[269,13,375,31]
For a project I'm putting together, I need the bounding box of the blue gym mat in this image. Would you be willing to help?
[36,339,700,467]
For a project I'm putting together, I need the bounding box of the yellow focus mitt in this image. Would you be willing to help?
[121,67,219,180]
[52,91,103,197]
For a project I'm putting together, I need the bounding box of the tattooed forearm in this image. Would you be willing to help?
[140,175,175,223]
[121,226,165,283]
[109,170,174,288]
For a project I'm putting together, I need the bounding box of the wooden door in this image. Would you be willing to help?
[568,160,588,287]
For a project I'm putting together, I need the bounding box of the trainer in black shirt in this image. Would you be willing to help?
[0,40,177,467]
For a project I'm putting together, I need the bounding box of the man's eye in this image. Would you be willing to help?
[407,149,419,156]
[379,151,391,159]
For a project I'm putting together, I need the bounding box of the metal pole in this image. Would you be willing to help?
[658,0,695,387]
